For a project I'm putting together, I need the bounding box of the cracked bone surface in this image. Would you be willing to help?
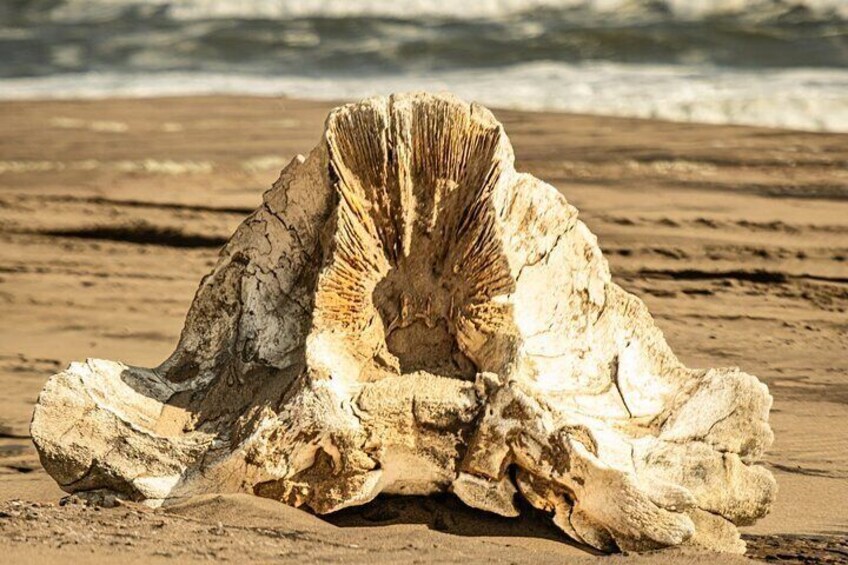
[31,92,776,553]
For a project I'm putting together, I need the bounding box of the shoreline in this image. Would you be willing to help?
[1,64,846,133]
[2,92,846,136]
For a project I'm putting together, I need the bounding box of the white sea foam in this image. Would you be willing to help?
[48,0,848,21]
[3,63,847,132]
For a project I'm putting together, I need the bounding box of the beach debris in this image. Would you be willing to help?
[31,92,775,553]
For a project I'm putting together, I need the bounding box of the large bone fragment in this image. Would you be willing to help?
[31,93,775,553]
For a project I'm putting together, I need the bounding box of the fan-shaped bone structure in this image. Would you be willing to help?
[32,93,776,553]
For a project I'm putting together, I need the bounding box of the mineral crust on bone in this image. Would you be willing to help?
[31,92,776,554]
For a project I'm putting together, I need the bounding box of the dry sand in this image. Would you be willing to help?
[0,96,846,563]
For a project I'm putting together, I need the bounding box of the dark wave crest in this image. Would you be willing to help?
[1,0,846,78]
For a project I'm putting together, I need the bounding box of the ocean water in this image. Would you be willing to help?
[2,0,847,131]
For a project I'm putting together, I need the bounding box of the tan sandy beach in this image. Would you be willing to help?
[0,96,846,563]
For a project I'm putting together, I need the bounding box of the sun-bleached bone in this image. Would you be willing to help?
[31,92,775,553]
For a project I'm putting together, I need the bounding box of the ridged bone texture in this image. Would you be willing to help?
[31,93,776,554]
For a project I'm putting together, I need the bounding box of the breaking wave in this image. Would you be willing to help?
[2,0,846,131]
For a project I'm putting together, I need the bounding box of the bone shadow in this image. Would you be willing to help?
[324,492,601,554]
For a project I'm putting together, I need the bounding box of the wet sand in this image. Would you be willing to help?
[0,96,846,563]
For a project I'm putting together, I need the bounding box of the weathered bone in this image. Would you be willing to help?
[31,93,776,553]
